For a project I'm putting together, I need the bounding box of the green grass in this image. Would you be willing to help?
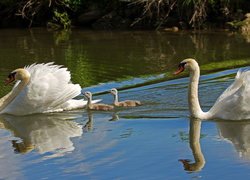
[200,59,250,72]
[120,58,250,90]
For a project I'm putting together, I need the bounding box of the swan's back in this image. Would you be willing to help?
[209,70,250,120]
[2,63,82,115]
[116,100,141,107]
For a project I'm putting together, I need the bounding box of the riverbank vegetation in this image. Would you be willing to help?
[0,0,250,30]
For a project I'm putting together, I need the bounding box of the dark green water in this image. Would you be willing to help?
[0,29,250,179]
[0,29,250,88]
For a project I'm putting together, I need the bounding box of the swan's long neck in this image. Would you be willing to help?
[0,77,29,112]
[188,66,207,119]
[87,95,92,106]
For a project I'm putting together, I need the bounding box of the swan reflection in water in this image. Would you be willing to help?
[179,118,250,172]
[217,121,250,159]
[179,118,205,172]
[0,113,85,158]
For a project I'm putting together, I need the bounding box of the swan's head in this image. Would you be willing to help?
[174,58,199,75]
[179,159,202,172]
[5,68,30,85]
[84,91,92,99]
[12,140,34,154]
[110,88,118,95]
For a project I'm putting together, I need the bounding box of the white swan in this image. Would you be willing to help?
[0,62,97,115]
[174,58,250,120]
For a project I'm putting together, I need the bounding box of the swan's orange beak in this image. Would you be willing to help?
[174,66,185,75]
[178,159,191,171]
[5,77,15,85]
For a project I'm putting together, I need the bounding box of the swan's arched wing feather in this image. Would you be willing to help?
[210,70,250,120]
[3,63,82,115]
[214,70,244,102]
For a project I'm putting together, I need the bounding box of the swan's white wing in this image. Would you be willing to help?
[209,70,250,120]
[2,63,83,115]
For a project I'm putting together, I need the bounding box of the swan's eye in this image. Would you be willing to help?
[85,92,91,96]
[8,72,17,79]
[174,62,187,75]
[178,62,187,68]
[5,72,17,85]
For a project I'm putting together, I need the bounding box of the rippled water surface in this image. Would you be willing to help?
[0,29,250,179]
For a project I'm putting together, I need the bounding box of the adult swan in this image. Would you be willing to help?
[0,62,96,115]
[174,58,250,120]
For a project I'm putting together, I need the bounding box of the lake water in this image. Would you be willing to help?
[0,29,250,179]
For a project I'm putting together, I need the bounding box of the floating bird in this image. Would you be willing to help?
[0,62,100,115]
[110,88,141,107]
[84,91,114,111]
[174,58,250,120]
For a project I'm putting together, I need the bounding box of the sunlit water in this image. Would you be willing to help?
[0,29,250,179]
